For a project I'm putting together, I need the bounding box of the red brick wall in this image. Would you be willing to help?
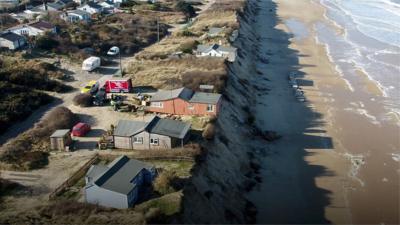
[147,98,220,116]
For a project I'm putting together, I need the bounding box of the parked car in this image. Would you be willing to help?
[82,56,101,71]
[72,122,91,137]
[107,46,120,56]
[81,80,97,94]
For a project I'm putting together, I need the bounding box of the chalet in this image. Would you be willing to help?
[196,44,237,62]
[147,87,222,116]
[0,32,26,50]
[113,116,191,150]
[61,9,91,22]
[85,155,156,209]
[8,21,56,36]
[78,2,103,15]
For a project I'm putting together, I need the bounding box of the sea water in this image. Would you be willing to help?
[317,0,400,125]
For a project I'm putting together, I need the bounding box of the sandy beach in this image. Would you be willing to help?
[245,0,399,224]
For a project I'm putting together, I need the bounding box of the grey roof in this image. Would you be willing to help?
[93,155,154,195]
[208,27,223,35]
[114,120,147,137]
[114,116,191,139]
[68,9,91,16]
[58,0,73,5]
[150,87,221,105]
[85,2,103,9]
[47,2,64,10]
[0,32,24,42]
[50,129,70,138]
[197,44,236,54]
[86,165,108,184]
[147,116,191,139]
[150,87,194,102]
[189,92,221,104]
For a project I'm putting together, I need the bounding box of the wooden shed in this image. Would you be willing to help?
[50,129,72,151]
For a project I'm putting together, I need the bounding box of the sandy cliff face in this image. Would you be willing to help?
[182,1,264,223]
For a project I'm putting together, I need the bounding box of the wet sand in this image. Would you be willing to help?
[247,0,400,224]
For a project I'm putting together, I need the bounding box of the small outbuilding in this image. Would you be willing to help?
[50,129,72,151]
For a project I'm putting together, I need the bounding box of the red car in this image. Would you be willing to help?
[72,123,91,137]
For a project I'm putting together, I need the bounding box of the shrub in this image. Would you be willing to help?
[177,29,196,37]
[20,151,49,170]
[120,0,137,8]
[182,70,227,92]
[73,93,92,107]
[174,1,196,18]
[179,40,198,54]
[202,123,216,140]
[36,35,59,50]
[153,171,178,195]
[0,82,54,134]
[0,177,21,197]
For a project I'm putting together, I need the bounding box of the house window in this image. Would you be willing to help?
[133,137,143,144]
[188,104,194,110]
[150,138,159,145]
[207,104,214,112]
[151,102,163,108]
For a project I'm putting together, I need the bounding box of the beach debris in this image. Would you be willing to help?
[344,153,366,187]
[390,153,400,162]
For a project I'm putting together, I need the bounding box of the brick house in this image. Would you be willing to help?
[147,87,222,116]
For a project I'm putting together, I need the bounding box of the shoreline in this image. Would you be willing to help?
[248,0,399,224]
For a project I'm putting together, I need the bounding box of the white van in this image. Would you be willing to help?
[82,56,101,72]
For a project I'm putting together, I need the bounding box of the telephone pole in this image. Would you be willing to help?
[157,17,160,43]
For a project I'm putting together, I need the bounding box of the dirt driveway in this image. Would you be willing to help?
[0,150,96,211]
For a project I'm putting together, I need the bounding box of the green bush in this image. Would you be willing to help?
[174,1,196,18]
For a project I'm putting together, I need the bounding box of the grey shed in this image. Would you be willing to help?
[50,129,72,151]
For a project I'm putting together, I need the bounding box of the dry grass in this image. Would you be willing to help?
[126,57,225,89]
[202,123,216,140]
[153,170,178,195]
[190,10,238,33]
